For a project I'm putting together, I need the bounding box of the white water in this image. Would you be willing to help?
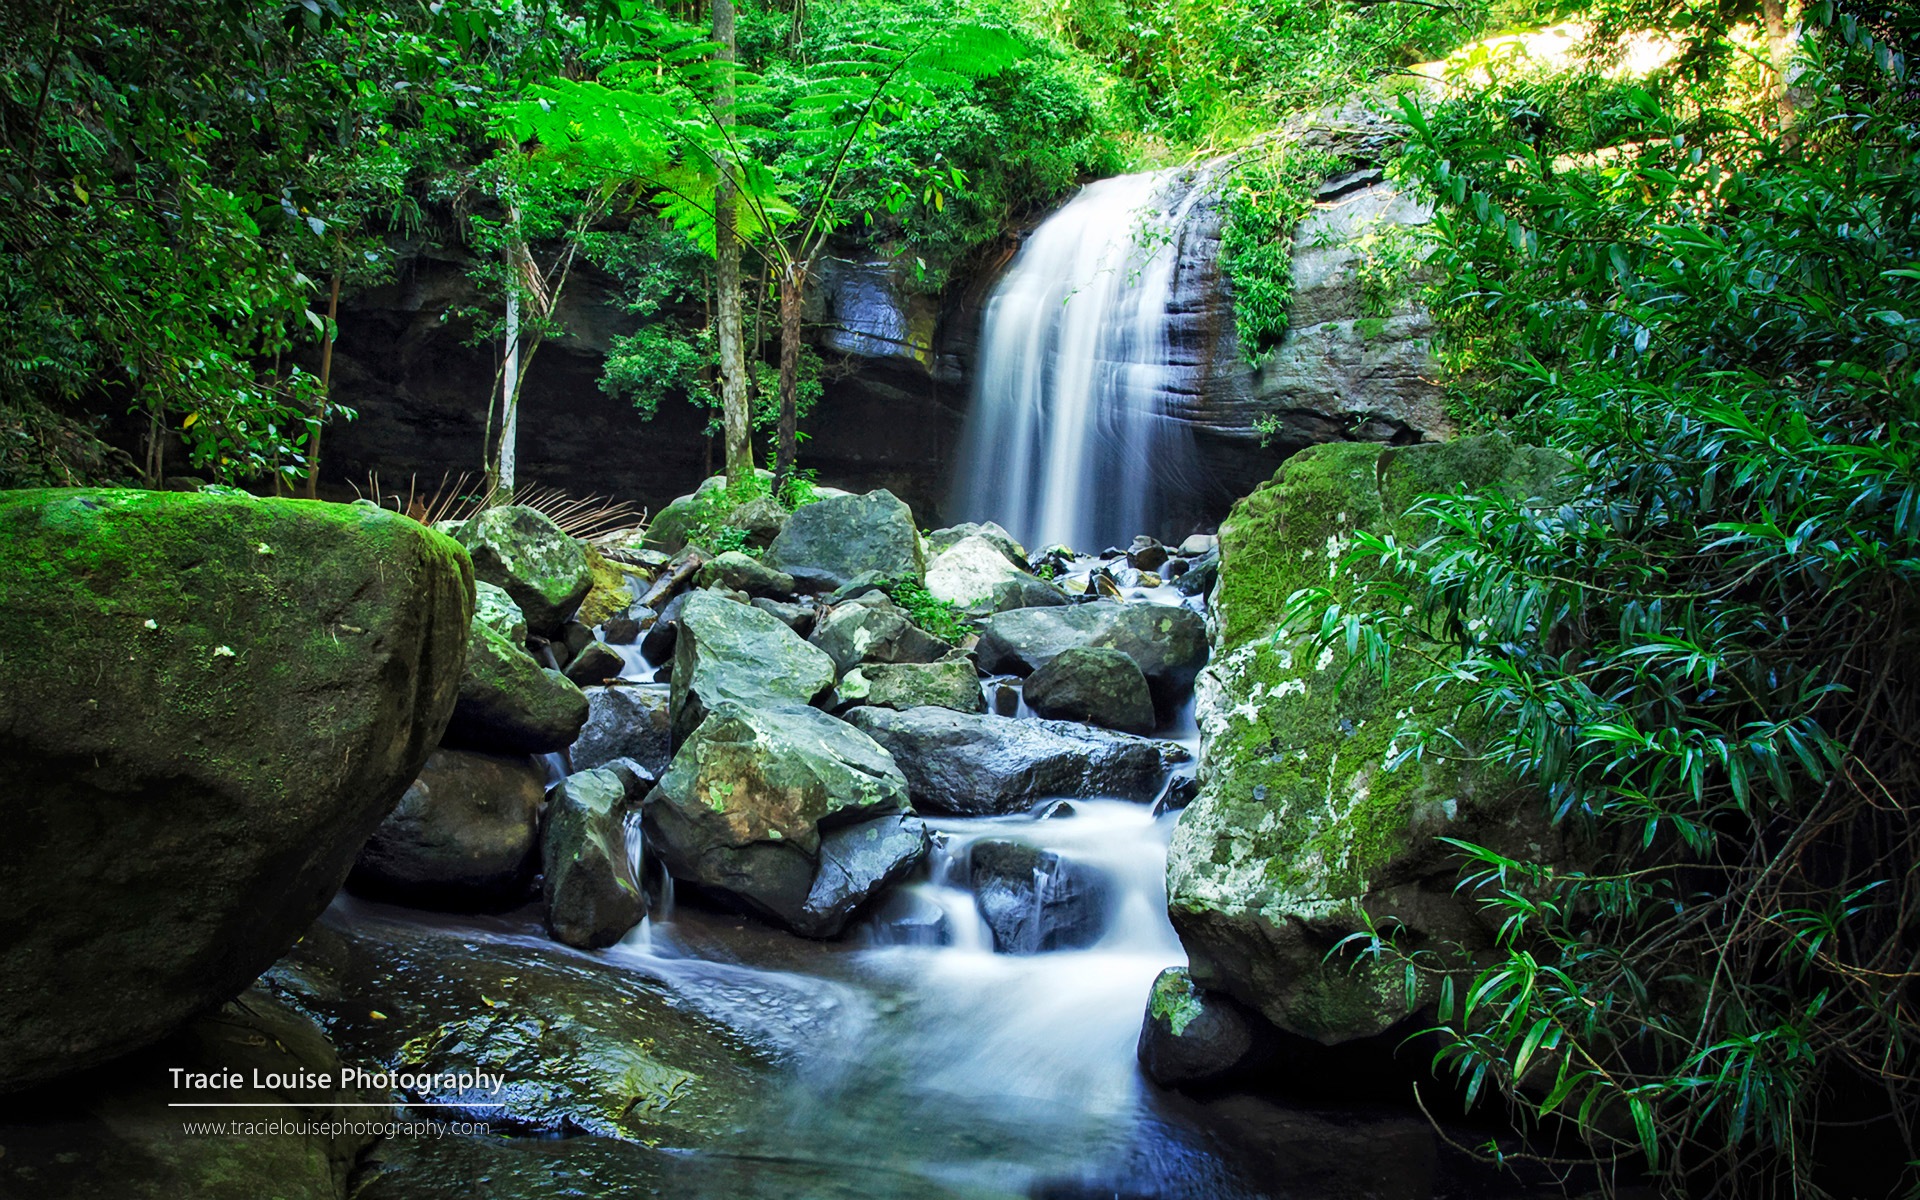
[950,168,1212,553]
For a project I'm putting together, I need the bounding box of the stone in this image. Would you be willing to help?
[640,589,690,663]
[766,488,923,591]
[696,550,798,598]
[1126,536,1169,572]
[575,547,636,627]
[561,620,596,661]
[348,748,546,910]
[603,613,641,643]
[1178,534,1218,556]
[671,590,837,741]
[573,684,674,777]
[730,496,790,549]
[842,706,1185,816]
[1173,547,1219,597]
[1022,646,1157,734]
[808,596,953,676]
[969,840,1109,952]
[838,655,985,713]
[474,579,528,645]
[1168,437,1573,1045]
[1137,967,1275,1087]
[452,505,592,636]
[974,600,1209,715]
[544,767,645,949]
[750,596,815,637]
[0,488,470,1090]
[641,702,915,936]
[826,570,891,604]
[445,621,590,754]
[800,813,932,939]
[923,534,1069,616]
[564,640,626,687]
[924,520,1029,567]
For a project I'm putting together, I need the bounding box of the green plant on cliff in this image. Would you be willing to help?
[1292,10,1920,1196]
[1216,145,1342,364]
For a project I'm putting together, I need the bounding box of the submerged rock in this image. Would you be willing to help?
[445,621,589,754]
[573,683,673,776]
[1022,646,1157,734]
[452,505,591,636]
[842,706,1185,815]
[670,590,837,741]
[1168,437,1571,1044]
[348,748,546,910]
[969,840,1110,953]
[0,488,469,1090]
[974,600,1208,714]
[766,489,923,591]
[642,701,917,936]
[544,767,644,949]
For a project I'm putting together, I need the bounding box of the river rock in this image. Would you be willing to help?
[969,840,1110,952]
[750,596,815,636]
[576,547,637,627]
[837,655,985,713]
[671,590,837,741]
[1126,536,1169,572]
[1022,646,1157,734]
[842,706,1184,815]
[445,621,589,754]
[642,701,916,936]
[564,639,626,687]
[766,488,923,591]
[923,534,1069,616]
[1173,547,1219,597]
[974,600,1209,714]
[808,594,953,676]
[452,505,591,636]
[802,813,932,938]
[1168,437,1572,1044]
[641,588,691,663]
[573,683,674,775]
[348,748,546,909]
[603,612,642,643]
[925,520,1028,566]
[731,496,791,548]
[697,550,798,598]
[0,488,470,1090]
[474,579,528,645]
[544,767,644,949]
[1178,534,1217,556]
[1137,966,1275,1087]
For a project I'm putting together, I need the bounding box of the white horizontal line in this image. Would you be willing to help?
[166,1103,506,1108]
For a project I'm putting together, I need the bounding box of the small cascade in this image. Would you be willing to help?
[949,167,1220,552]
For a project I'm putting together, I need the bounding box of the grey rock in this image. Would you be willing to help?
[1023,645,1157,734]
[798,814,931,938]
[543,768,644,949]
[969,840,1109,952]
[640,589,691,663]
[563,640,625,687]
[750,597,815,637]
[766,489,924,592]
[809,597,953,677]
[349,748,546,909]
[1137,966,1275,1087]
[837,655,985,714]
[445,622,590,755]
[924,520,1029,567]
[974,600,1209,714]
[573,684,673,777]
[696,550,798,598]
[474,579,528,645]
[671,590,837,741]
[923,534,1068,616]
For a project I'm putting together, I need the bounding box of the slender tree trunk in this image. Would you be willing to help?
[712,0,753,487]
[306,248,342,500]
[775,258,806,494]
[1763,0,1799,139]
[499,279,521,501]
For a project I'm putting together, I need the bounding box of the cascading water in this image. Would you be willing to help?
[949,168,1215,553]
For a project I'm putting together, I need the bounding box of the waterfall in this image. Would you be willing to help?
[950,168,1215,553]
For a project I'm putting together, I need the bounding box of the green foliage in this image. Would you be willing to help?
[881,576,971,643]
[1217,146,1341,363]
[1293,11,1920,1194]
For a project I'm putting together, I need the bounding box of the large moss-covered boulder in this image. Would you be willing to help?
[576,546,637,628]
[923,535,1067,616]
[642,701,917,936]
[544,767,644,949]
[671,590,836,741]
[453,505,591,636]
[348,748,546,910]
[1167,437,1569,1045]
[766,489,923,591]
[0,489,471,1090]
[444,621,589,754]
[975,601,1208,715]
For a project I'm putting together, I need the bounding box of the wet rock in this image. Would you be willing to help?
[445,621,589,754]
[837,655,985,713]
[808,595,953,676]
[800,814,932,938]
[348,748,545,910]
[990,678,1022,716]
[1023,646,1157,734]
[1137,967,1275,1086]
[842,706,1185,815]
[974,600,1209,715]
[573,684,673,776]
[825,570,890,604]
[562,620,596,661]
[766,488,923,591]
[1173,547,1219,597]
[924,534,1069,616]
[671,590,837,741]
[642,702,914,937]
[750,596,815,637]
[968,840,1109,952]
[1126,536,1169,572]
[564,640,626,687]
[1154,774,1201,814]
[697,550,798,598]
[544,767,644,949]
[640,589,691,662]
[452,505,591,636]
[576,547,637,628]
[0,488,469,1089]
[474,579,528,645]
[602,612,641,644]
[924,520,1029,567]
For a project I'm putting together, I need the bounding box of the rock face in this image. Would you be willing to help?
[1167,437,1570,1044]
[544,767,645,949]
[670,590,837,741]
[974,601,1209,714]
[1023,646,1157,734]
[969,840,1110,953]
[843,706,1184,815]
[838,655,985,713]
[923,535,1068,616]
[805,813,933,939]
[445,621,590,754]
[642,701,920,936]
[349,748,547,909]
[0,488,471,1090]
[452,505,592,636]
[766,490,924,591]
[573,684,674,776]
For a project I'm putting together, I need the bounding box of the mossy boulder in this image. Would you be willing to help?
[348,748,546,910]
[808,594,952,677]
[837,655,985,714]
[444,621,589,754]
[1023,646,1156,734]
[543,767,645,950]
[696,550,797,598]
[1166,437,1570,1045]
[473,580,528,645]
[1136,966,1276,1087]
[575,546,637,628]
[0,488,471,1090]
[671,590,837,742]
[452,505,591,636]
[641,701,916,937]
[974,600,1208,717]
[765,489,924,592]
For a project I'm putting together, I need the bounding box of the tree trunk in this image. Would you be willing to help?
[498,248,522,502]
[1762,0,1798,139]
[775,259,805,495]
[306,252,342,501]
[712,0,753,488]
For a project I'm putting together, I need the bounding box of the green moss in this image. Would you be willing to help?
[1354,316,1389,341]
[576,546,635,627]
[1149,968,1207,1038]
